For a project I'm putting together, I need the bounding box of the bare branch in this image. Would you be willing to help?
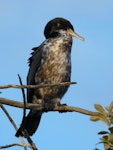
[22,129,38,150]
[1,105,28,150]
[0,82,76,89]
[1,105,18,130]
[0,97,99,116]
[18,74,26,116]
[0,143,31,149]
[18,74,27,130]
[17,75,37,150]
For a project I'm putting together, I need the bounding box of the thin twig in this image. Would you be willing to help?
[17,75,37,150]
[0,97,99,116]
[15,74,39,150]
[1,105,18,130]
[23,129,38,150]
[0,82,76,89]
[0,105,27,150]
[17,74,27,150]
[18,74,26,117]
[0,143,31,149]
[18,74,26,125]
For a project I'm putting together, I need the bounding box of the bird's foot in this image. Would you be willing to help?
[57,103,67,113]
[57,103,67,106]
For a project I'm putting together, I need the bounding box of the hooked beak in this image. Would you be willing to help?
[68,28,85,41]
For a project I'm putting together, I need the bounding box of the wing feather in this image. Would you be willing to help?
[27,46,42,102]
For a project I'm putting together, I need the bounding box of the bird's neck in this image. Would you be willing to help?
[48,30,72,49]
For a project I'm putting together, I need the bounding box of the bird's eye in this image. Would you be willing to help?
[57,23,60,27]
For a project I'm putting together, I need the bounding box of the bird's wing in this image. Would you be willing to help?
[27,46,42,103]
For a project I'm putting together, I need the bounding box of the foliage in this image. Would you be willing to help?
[90,102,113,150]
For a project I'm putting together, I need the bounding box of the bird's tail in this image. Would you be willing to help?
[15,111,42,137]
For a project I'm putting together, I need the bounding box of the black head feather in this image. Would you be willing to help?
[44,18,74,39]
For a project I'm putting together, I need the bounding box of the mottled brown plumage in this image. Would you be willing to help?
[15,17,84,137]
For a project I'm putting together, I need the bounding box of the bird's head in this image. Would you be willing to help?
[44,17,84,41]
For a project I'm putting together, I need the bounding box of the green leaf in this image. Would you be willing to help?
[98,131,109,135]
[90,113,110,126]
[108,102,113,113]
[100,136,109,143]
[108,133,113,144]
[90,116,100,122]
[98,113,110,126]
[94,104,107,116]
[109,127,113,133]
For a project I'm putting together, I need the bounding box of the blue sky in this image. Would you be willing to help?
[0,0,113,150]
